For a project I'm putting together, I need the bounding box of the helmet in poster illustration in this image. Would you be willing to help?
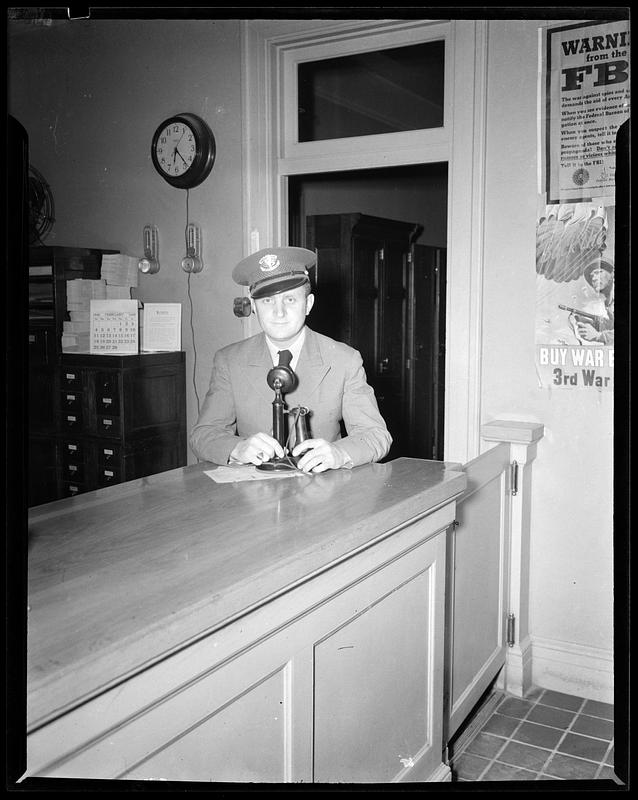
[583,258,614,293]
[584,258,614,283]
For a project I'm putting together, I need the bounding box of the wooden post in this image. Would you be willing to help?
[481,420,545,698]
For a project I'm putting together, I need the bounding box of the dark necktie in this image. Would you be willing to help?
[277,349,293,368]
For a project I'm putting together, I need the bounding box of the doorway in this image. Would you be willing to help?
[289,163,447,460]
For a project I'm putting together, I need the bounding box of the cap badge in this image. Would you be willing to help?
[258,254,280,272]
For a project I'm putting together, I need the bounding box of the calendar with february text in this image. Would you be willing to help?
[90,299,139,354]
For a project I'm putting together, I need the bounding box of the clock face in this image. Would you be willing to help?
[154,120,197,178]
[151,113,216,189]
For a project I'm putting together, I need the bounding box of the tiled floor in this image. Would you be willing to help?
[450,686,618,782]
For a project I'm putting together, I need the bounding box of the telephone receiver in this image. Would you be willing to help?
[257,364,310,472]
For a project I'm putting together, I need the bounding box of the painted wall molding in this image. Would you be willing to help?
[530,635,614,704]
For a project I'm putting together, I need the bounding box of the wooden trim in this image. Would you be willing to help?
[444,20,489,463]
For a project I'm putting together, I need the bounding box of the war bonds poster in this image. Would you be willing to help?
[535,202,615,391]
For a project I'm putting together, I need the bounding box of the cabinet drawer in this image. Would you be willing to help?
[61,369,82,390]
[63,460,85,483]
[62,482,84,498]
[96,415,121,437]
[97,443,121,465]
[96,393,120,416]
[62,440,84,460]
[97,465,121,486]
[61,411,83,431]
[95,372,120,415]
[61,391,82,413]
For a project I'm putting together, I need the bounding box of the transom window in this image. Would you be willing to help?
[297,40,445,142]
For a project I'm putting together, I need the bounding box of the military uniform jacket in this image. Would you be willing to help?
[189,327,392,467]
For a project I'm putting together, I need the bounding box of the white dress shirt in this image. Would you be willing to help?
[264,327,306,371]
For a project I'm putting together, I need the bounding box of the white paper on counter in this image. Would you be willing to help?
[204,465,305,483]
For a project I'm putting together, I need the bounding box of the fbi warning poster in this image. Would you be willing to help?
[535,203,615,391]
[542,19,630,204]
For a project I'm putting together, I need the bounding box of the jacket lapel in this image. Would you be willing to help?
[240,328,331,405]
[243,334,275,403]
[294,328,331,400]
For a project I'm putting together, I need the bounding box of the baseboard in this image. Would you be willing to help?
[531,635,613,704]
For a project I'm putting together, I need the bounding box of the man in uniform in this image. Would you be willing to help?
[571,259,615,346]
[190,247,392,473]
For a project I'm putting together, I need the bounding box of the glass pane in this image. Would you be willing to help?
[298,40,444,142]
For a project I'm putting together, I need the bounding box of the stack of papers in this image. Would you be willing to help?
[62,279,107,352]
[105,284,133,299]
[101,253,139,288]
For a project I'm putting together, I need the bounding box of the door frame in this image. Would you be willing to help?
[240,18,488,464]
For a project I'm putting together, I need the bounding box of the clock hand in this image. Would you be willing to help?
[175,149,189,167]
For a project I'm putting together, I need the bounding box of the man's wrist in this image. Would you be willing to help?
[228,439,246,464]
[333,444,353,469]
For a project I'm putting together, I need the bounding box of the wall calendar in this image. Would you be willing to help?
[90,299,139,354]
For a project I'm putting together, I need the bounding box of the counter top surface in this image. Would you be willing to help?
[27,458,465,728]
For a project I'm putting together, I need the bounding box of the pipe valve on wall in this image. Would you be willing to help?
[182,223,203,273]
[138,224,160,274]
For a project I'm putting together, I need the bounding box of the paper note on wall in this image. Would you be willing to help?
[142,303,182,351]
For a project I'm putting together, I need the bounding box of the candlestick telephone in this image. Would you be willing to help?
[257,358,310,472]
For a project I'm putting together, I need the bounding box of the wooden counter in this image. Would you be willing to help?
[27,458,466,783]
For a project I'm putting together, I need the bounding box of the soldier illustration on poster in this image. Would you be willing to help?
[535,202,615,390]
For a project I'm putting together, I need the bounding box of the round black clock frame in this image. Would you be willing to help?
[151,113,216,190]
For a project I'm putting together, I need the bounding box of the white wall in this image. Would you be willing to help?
[9,18,247,450]
[481,21,614,700]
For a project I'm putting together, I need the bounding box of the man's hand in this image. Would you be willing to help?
[292,439,347,473]
[230,433,284,466]
[575,320,600,342]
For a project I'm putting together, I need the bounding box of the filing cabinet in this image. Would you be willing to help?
[29,351,187,506]
[28,246,118,506]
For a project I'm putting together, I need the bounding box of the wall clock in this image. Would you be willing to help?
[151,113,216,189]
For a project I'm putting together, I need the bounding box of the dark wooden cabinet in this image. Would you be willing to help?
[305,213,446,461]
[29,352,186,506]
[27,246,187,506]
[28,246,116,435]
